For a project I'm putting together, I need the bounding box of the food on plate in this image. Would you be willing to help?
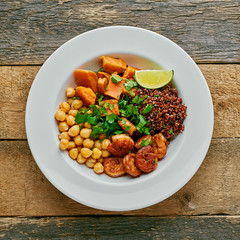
[55,55,187,178]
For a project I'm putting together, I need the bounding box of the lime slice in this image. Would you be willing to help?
[135,70,174,89]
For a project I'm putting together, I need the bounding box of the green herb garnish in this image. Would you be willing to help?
[169,128,173,134]
[124,79,138,91]
[111,75,122,84]
[140,139,154,147]
[154,94,159,97]
[73,96,80,100]
[143,104,153,114]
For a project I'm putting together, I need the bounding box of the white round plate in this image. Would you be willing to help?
[26,26,214,211]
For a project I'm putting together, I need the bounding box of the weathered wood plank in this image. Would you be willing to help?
[0,216,239,239]
[0,0,239,64]
[0,138,239,216]
[0,65,239,139]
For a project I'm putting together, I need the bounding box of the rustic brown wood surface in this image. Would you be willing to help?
[0,0,239,238]
[0,217,240,239]
[0,0,239,65]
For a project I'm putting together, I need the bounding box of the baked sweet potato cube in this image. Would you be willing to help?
[100,99,120,116]
[118,117,137,136]
[76,86,96,106]
[97,72,111,82]
[104,74,125,100]
[100,56,127,74]
[123,66,139,79]
[98,77,108,94]
[74,69,98,93]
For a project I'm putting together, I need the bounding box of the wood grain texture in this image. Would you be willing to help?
[0,216,239,239]
[0,0,239,65]
[0,65,239,139]
[0,138,239,216]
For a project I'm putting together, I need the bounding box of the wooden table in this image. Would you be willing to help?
[0,1,239,239]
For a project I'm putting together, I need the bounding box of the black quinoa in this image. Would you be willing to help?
[135,83,187,139]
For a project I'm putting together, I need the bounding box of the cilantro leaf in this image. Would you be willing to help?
[124,79,138,91]
[169,128,173,134]
[140,139,154,147]
[75,112,87,124]
[106,113,118,124]
[111,75,122,84]
[143,104,153,114]
[73,96,80,100]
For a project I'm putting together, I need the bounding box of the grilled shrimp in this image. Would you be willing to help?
[104,157,125,178]
[135,145,158,173]
[134,135,153,149]
[152,133,167,160]
[107,134,134,157]
[123,153,141,177]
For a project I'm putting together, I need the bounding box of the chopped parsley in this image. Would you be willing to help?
[73,96,80,100]
[111,75,122,84]
[169,128,173,134]
[154,94,159,97]
[97,67,103,72]
[97,94,104,102]
[124,79,138,91]
[132,95,148,105]
[142,104,153,114]
[104,102,114,110]
[140,139,154,147]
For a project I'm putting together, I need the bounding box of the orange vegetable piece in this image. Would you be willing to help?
[100,99,120,116]
[100,56,127,74]
[123,66,139,79]
[105,74,125,100]
[98,78,108,94]
[74,69,98,93]
[118,117,137,136]
[76,86,96,106]
[97,72,111,82]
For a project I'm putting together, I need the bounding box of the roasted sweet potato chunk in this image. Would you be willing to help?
[100,56,127,74]
[74,69,98,93]
[76,86,96,106]
[100,99,120,116]
[122,66,139,79]
[97,72,111,82]
[98,78,108,94]
[104,74,125,100]
[118,117,137,136]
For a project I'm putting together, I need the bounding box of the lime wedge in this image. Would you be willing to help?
[135,70,174,89]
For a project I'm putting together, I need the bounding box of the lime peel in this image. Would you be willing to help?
[135,70,174,89]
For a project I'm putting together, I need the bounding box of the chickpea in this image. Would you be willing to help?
[59,122,69,132]
[59,139,69,151]
[83,139,94,149]
[94,162,104,174]
[92,148,102,159]
[98,157,103,163]
[59,132,71,141]
[67,115,75,126]
[86,158,97,168]
[67,141,75,150]
[69,148,78,160]
[84,122,92,129]
[66,87,75,98]
[59,102,70,113]
[94,140,102,150]
[68,109,78,117]
[101,139,111,150]
[77,153,86,164]
[73,135,83,146]
[80,128,92,138]
[71,100,83,110]
[81,148,92,158]
[67,98,74,106]
[99,134,107,140]
[102,150,111,158]
[55,110,66,121]
[68,125,80,137]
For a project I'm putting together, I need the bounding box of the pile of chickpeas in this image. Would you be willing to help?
[55,87,112,174]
